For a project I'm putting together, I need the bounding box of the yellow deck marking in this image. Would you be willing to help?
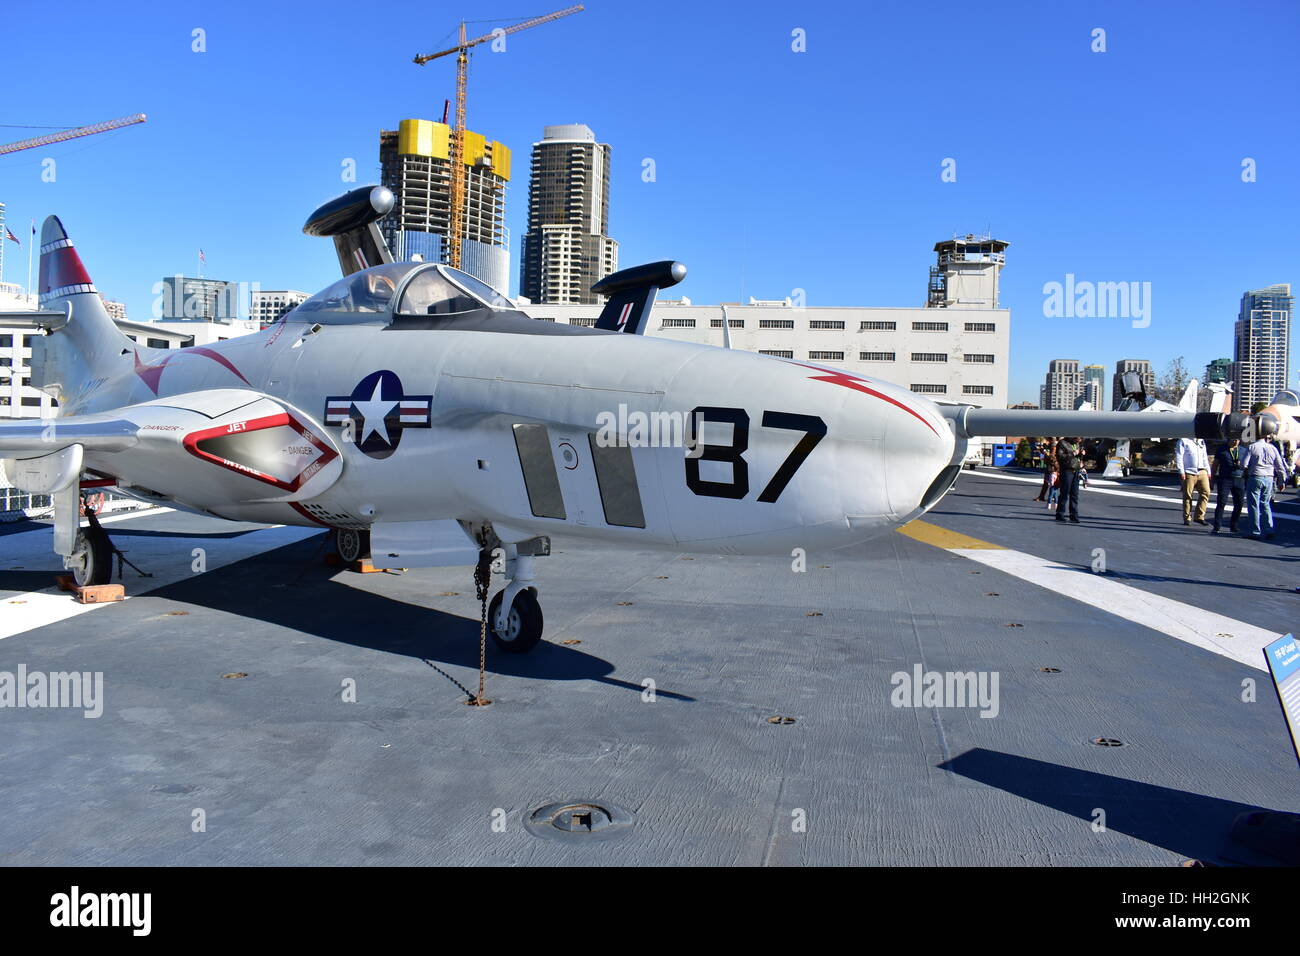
[895,519,1005,551]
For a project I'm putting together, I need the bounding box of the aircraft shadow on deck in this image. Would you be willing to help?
[99,527,265,540]
[940,747,1284,864]
[142,534,694,702]
[0,520,43,539]
[0,569,66,592]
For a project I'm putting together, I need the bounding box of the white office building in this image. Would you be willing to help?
[0,280,53,419]
[522,237,1012,450]
[250,289,309,328]
[525,296,1009,408]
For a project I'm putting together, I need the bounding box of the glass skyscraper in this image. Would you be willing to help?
[1233,284,1293,411]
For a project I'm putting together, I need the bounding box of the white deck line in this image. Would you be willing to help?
[951,546,1272,671]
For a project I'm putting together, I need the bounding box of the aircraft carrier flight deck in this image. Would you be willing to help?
[1,467,1296,866]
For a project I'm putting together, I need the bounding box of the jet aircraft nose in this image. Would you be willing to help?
[873,385,954,520]
[659,350,956,551]
[776,361,953,521]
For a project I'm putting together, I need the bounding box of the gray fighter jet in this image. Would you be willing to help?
[0,187,1264,651]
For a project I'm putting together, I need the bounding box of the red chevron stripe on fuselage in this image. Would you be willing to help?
[788,363,940,436]
[133,346,252,395]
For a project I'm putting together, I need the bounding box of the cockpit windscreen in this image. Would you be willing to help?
[397,266,509,316]
[293,262,512,323]
[296,263,425,315]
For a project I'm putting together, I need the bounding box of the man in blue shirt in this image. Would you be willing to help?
[1242,436,1288,539]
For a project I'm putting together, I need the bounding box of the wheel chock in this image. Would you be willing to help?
[55,574,125,603]
[324,553,378,572]
[74,584,125,604]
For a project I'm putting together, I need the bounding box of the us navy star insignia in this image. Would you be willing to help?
[324,369,431,460]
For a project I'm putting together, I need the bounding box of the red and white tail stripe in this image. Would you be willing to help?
[38,217,97,305]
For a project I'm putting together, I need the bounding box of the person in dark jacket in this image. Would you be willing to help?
[1034,438,1057,501]
[1054,437,1083,523]
[1211,438,1244,534]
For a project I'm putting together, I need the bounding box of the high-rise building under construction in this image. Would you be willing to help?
[378,118,512,294]
[520,124,618,304]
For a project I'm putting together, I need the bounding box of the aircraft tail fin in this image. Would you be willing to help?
[33,216,134,395]
[1205,382,1233,415]
[593,261,686,335]
[1177,378,1200,413]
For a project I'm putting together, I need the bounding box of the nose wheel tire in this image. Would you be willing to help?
[334,528,371,564]
[487,588,544,654]
[68,527,112,588]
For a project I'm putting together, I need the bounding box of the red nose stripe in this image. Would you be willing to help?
[789,363,940,436]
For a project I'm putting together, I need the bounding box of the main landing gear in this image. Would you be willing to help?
[67,520,112,587]
[64,509,150,587]
[332,527,371,564]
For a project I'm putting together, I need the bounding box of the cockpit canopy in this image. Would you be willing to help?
[293,262,511,322]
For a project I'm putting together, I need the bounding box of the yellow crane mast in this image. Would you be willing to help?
[413,5,583,270]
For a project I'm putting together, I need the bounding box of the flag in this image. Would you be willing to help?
[5,228,18,246]
[198,248,206,264]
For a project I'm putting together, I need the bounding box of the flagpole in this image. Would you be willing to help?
[26,219,34,302]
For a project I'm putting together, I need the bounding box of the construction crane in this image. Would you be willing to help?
[0,114,147,156]
[414,5,583,269]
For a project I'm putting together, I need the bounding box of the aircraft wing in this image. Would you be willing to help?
[0,310,66,330]
[0,311,199,349]
[0,414,139,455]
[0,388,344,507]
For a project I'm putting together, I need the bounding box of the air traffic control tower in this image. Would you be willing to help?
[926,235,1009,310]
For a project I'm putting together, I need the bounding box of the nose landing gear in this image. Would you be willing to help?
[487,585,544,654]
[487,548,543,654]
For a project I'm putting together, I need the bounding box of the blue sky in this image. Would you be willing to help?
[2,0,1297,403]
